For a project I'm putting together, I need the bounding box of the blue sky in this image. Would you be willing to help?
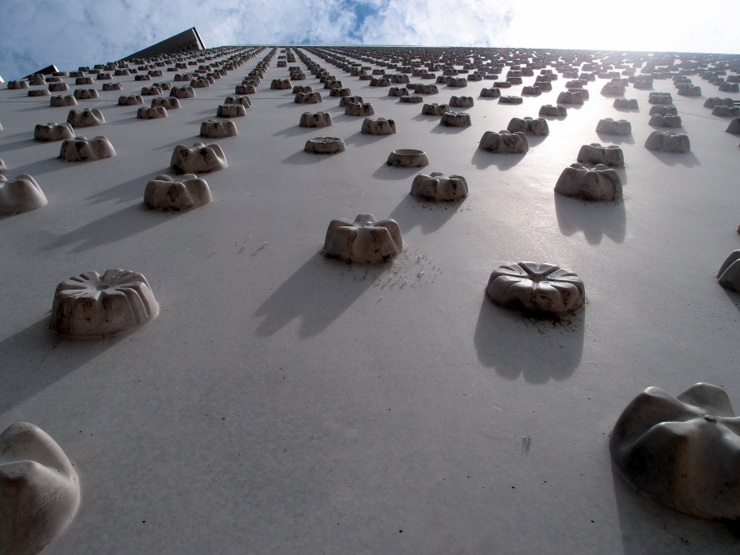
[1,0,738,80]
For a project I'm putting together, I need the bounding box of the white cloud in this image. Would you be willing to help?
[0,0,737,81]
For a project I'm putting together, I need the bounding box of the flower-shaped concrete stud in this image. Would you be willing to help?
[479,131,529,154]
[556,91,584,105]
[539,104,567,117]
[73,88,98,100]
[610,383,740,520]
[677,85,701,97]
[712,105,740,118]
[422,103,449,116]
[59,136,116,162]
[387,148,429,167]
[410,172,468,202]
[601,82,626,96]
[51,95,77,107]
[345,102,375,116]
[299,112,333,128]
[388,87,408,97]
[449,96,474,108]
[151,97,180,110]
[555,163,622,201]
[323,214,403,264]
[170,86,195,99]
[339,95,363,107]
[200,120,237,138]
[144,174,212,211]
[522,86,541,96]
[34,123,75,142]
[645,131,690,153]
[270,79,292,90]
[480,88,501,98]
[613,98,638,110]
[648,92,672,105]
[596,118,631,135]
[66,108,105,128]
[170,143,228,174]
[361,117,396,135]
[235,84,256,95]
[137,106,167,119]
[224,95,252,108]
[441,112,471,127]
[507,117,549,136]
[704,97,734,109]
[498,95,523,105]
[0,174,48,216]
[577,143,624,167]
[649,105,678,117]
[415,84,438,94]
[295,92,323,104]
[649,114,682,128]
[0,422,80,555]
[304,137,345,154]
[216,104,246,118]
[51,269,160,338]
[717,250,740,292]
[399,95,423,104]
[486,262,585,316]
[102,82,123,92]
[118,95,144,106]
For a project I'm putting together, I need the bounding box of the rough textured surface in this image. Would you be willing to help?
[323,214,402,264]
[555,163,622,201]
[410,172,468,202]
[717,250,740,292]
[611,383,740,520]
[577,143,624,167]
[0,422,80,555]
[51,269,160,338]
[66,108,105,128]
[59,136,116,161]
[361,117,395,135]
[144,174,213,211]
[170,143,228,173]
[200,119,237,138]
[645,131,691,153]
[507,117,549,136]
[479,130,529,154]
[486,262,585,316]
[2,44,740,555]
[386,148,429,167]
[299,112,333,128]
[137,106,168,120]
[440,112,471,127]
[0,174,48,216]
[304,137,345,154]
[344,102,374,116]
[421,103,449,115]
[34,122,74,142]
[596,118,631,135]
[538,104,567,117]
[613,98,638,110]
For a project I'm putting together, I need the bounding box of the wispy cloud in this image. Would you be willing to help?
[1,0,737,80]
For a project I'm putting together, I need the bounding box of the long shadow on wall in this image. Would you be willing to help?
[254,254,380,338]
[0,317,121,415]
[389,195,462,235]
[43,204,170,253]
[554,194,627,245]
[473,297,585,383]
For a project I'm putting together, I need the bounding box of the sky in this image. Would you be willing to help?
[1,0,738,80]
